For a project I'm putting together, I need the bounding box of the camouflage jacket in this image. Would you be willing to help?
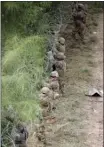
[72,10,87,24]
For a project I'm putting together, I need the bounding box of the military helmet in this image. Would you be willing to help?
[58,37,65,45]
[41,87,50,95]
[77,3,85,10]
[50,71,59,78]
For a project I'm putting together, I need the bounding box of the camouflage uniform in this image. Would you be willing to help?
[57,69,65,94]
[72,3,87,40]
[11,123,28,147]
[56,62,66,94]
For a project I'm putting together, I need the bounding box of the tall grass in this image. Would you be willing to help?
[1,2,61,146]
[2,35,47,121]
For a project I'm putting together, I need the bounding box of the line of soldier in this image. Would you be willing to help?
[7,36,66,147]
[35,36,66,146]
[7,3,87,147]
[35,3,87,142]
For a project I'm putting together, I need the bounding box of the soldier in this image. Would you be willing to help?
[46,51,54,72]
[56,37,66,53]
[48,71,59,93]
[72,3,87,41]
[11,122,28,147]
[57,68,66,95]
[53,60,66,95]
[39,87,53,112]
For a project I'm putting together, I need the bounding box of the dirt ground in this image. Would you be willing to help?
[84,13,103,147]
[27,11,103,147]
[44,13,103,147]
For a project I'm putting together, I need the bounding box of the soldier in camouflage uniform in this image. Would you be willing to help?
[72,3,87,41]
[53,60,66,95]
[11,122,28,147]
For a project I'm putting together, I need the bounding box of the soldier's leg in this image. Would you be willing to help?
[78,30,84,40]
[72,24,78,39]
[58,69,65,95]
[60,77,65,95]
[78,23,85,41]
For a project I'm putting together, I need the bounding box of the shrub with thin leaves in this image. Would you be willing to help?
[2,35,46,120]
[1,2,61,146]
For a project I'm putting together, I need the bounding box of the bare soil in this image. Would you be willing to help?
[44,13,103,147]
[84,13,103,147]
[27,12,103,147]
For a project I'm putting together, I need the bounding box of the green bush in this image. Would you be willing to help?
[1,2,61,146]
[2,35,46,121]
[2,34,47,146]
[1,2,53,36]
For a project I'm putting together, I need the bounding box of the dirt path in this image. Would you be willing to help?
[44,13,103,147]
[85,13,103,147]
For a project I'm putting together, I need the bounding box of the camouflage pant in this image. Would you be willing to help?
[57,68,65,94]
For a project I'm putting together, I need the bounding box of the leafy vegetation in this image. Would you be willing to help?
[2,35,46,120]
[1,2,60,146]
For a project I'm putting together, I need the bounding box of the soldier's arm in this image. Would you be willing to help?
[72,11,76,21]
[24,128,29,139]
[83,13,87,24]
